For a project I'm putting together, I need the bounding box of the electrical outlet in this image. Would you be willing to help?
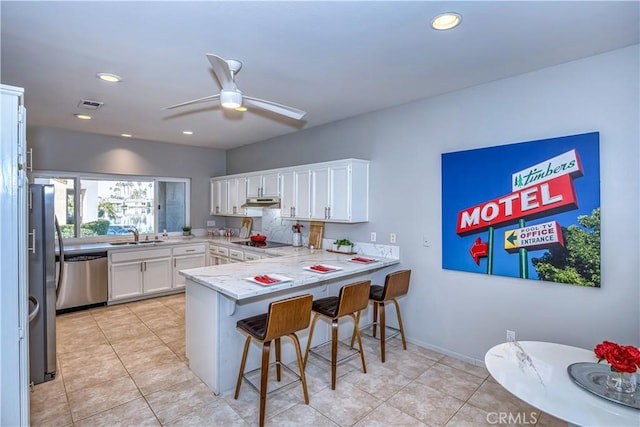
[370,232,377,242]
[506,330,516,342]
[207,220,216,227]
[390,233,397,243]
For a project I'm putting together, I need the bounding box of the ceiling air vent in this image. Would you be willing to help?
[78,99,104,110]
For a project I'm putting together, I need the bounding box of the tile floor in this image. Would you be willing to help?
[30,294,564,426]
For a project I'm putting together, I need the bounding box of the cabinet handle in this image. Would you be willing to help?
[140,263,143,273]
[327,207,331,219]
[174,259,177,267]
[233,206,237,214]
[186,249,196,252]
[28,229,36,254]
[26,148,33,173]
[215,206,220,214]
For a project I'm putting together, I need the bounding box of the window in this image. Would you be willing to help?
[34,173,190,239]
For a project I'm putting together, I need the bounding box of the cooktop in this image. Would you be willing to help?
[232,241,291,249]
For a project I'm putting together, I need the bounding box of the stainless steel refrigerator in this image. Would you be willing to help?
[28,184,62,384]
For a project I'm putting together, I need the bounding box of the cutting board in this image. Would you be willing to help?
[307,221,324,249]
[239,217,253,239]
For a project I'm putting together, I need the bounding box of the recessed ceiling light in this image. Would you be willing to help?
[121,133,132,138]
[235,106,247,112]
[431,12,462,30]
[96,72,122,83]
[182,130,193,135]
[74,113,92,120]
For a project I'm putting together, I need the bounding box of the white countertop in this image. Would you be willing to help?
[59,236,250,255]
[180,249,400,301]
[485,341,640,427]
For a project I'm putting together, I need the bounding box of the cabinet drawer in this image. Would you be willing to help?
[210,245,229,256]
[229,249,244,261]
[244,252,261,261]
[173,244,206,256]
[110,248,172,263]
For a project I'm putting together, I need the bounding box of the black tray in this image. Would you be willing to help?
[567,362,639,409]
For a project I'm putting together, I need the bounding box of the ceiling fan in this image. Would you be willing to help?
[163,54,306,121]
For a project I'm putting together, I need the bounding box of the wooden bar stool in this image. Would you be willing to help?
[234,294,313,427]
[303,280,370,390]
[366,269,411,363]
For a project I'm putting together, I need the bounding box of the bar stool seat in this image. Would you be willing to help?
[303,280,371,390]
[367,269,411,363]
[234,294,313,427]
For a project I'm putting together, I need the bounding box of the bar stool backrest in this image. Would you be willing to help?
[382,270,411,300]
[264,294,313,341]
[337,280,371,317]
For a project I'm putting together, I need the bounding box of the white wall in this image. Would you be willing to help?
[227,46,640,363]
[27,127,226,229]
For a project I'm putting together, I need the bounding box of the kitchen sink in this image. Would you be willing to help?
[109,240,164,246]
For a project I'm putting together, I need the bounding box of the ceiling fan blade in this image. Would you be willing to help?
[243,96,307,120]
[206,54,234,91]
[162,94,221,110]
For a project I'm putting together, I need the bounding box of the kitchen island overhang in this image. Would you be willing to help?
[180,248,400,394]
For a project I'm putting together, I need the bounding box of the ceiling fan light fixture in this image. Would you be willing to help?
[74,113,92,120]
[235,106,247,112]
[220,90,242,109]
[96,72,122,83]
[431,12,462,30]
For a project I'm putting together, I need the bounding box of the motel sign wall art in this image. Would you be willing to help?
[442,132,601,287]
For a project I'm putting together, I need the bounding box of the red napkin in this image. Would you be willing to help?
[310,265,333,272]
[352,257,375,263]
[254,275,278,284]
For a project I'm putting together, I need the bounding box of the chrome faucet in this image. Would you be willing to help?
[128,226,139,242]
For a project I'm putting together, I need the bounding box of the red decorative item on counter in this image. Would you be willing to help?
[250,234,267,242]
[594,340,640,373]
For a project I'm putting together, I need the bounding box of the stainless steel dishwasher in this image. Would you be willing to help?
[56,251,108,311]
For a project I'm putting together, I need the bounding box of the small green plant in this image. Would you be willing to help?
[182,226,191,235]
[333,239,353,249]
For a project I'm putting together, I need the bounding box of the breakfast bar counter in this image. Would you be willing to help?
[180,248,400,394]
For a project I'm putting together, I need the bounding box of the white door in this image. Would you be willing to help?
[328,163,351,221]
[310,167,329,220]
[210,179,228,215]
[246,175,262,198]
[280,171,294,218]
[262,172,279,197]
[173,254,206,288]
[1,84,28,426]
[142,257,172,293]
[294,169,311,219]
[110,261,143,300]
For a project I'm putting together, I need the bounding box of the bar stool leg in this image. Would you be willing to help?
[350,313,367,374]
[331,319,338,390]
[392,298,407,350]
[379,302,386,363]
[303,313,320,368]
[275,337,282,381]
[259,341,271,427]
[234,335,252,399]
[290,333,310,404]
[372,301,379,338]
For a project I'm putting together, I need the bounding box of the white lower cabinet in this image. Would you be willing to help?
[173,244,207,289]
[109,248,172,302]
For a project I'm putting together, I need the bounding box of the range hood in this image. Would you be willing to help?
[241,197,281,209]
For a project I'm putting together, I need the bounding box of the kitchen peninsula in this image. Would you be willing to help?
[180,247,400,394]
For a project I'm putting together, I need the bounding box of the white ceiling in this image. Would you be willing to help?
[1,1,638,150]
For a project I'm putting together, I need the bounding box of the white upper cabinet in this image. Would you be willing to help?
[280,169,310,219]
[246,172,279,198]
[309,160,368,222]
[227,176,247,216]
[210,178,228,215]
[210,159,369,223]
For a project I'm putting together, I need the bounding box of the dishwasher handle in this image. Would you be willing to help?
[64,252,108,262]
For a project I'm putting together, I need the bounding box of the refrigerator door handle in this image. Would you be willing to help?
[54,216,64,296]
[28,296,40,323]
[28,229,36,254]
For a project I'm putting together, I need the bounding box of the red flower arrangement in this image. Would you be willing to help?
[594,340,640,373]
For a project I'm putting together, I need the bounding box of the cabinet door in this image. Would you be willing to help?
[227,178,245,215]
[294,169,311,219]
[210,179,228,215]
[143,257,173,293]
[111,261,143,300]
[328,163,351,221]
[279,171,294,218]
[310,167,330,220]
[262,172,279,197]
[173,254,207,288]
[246,175,262,198]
